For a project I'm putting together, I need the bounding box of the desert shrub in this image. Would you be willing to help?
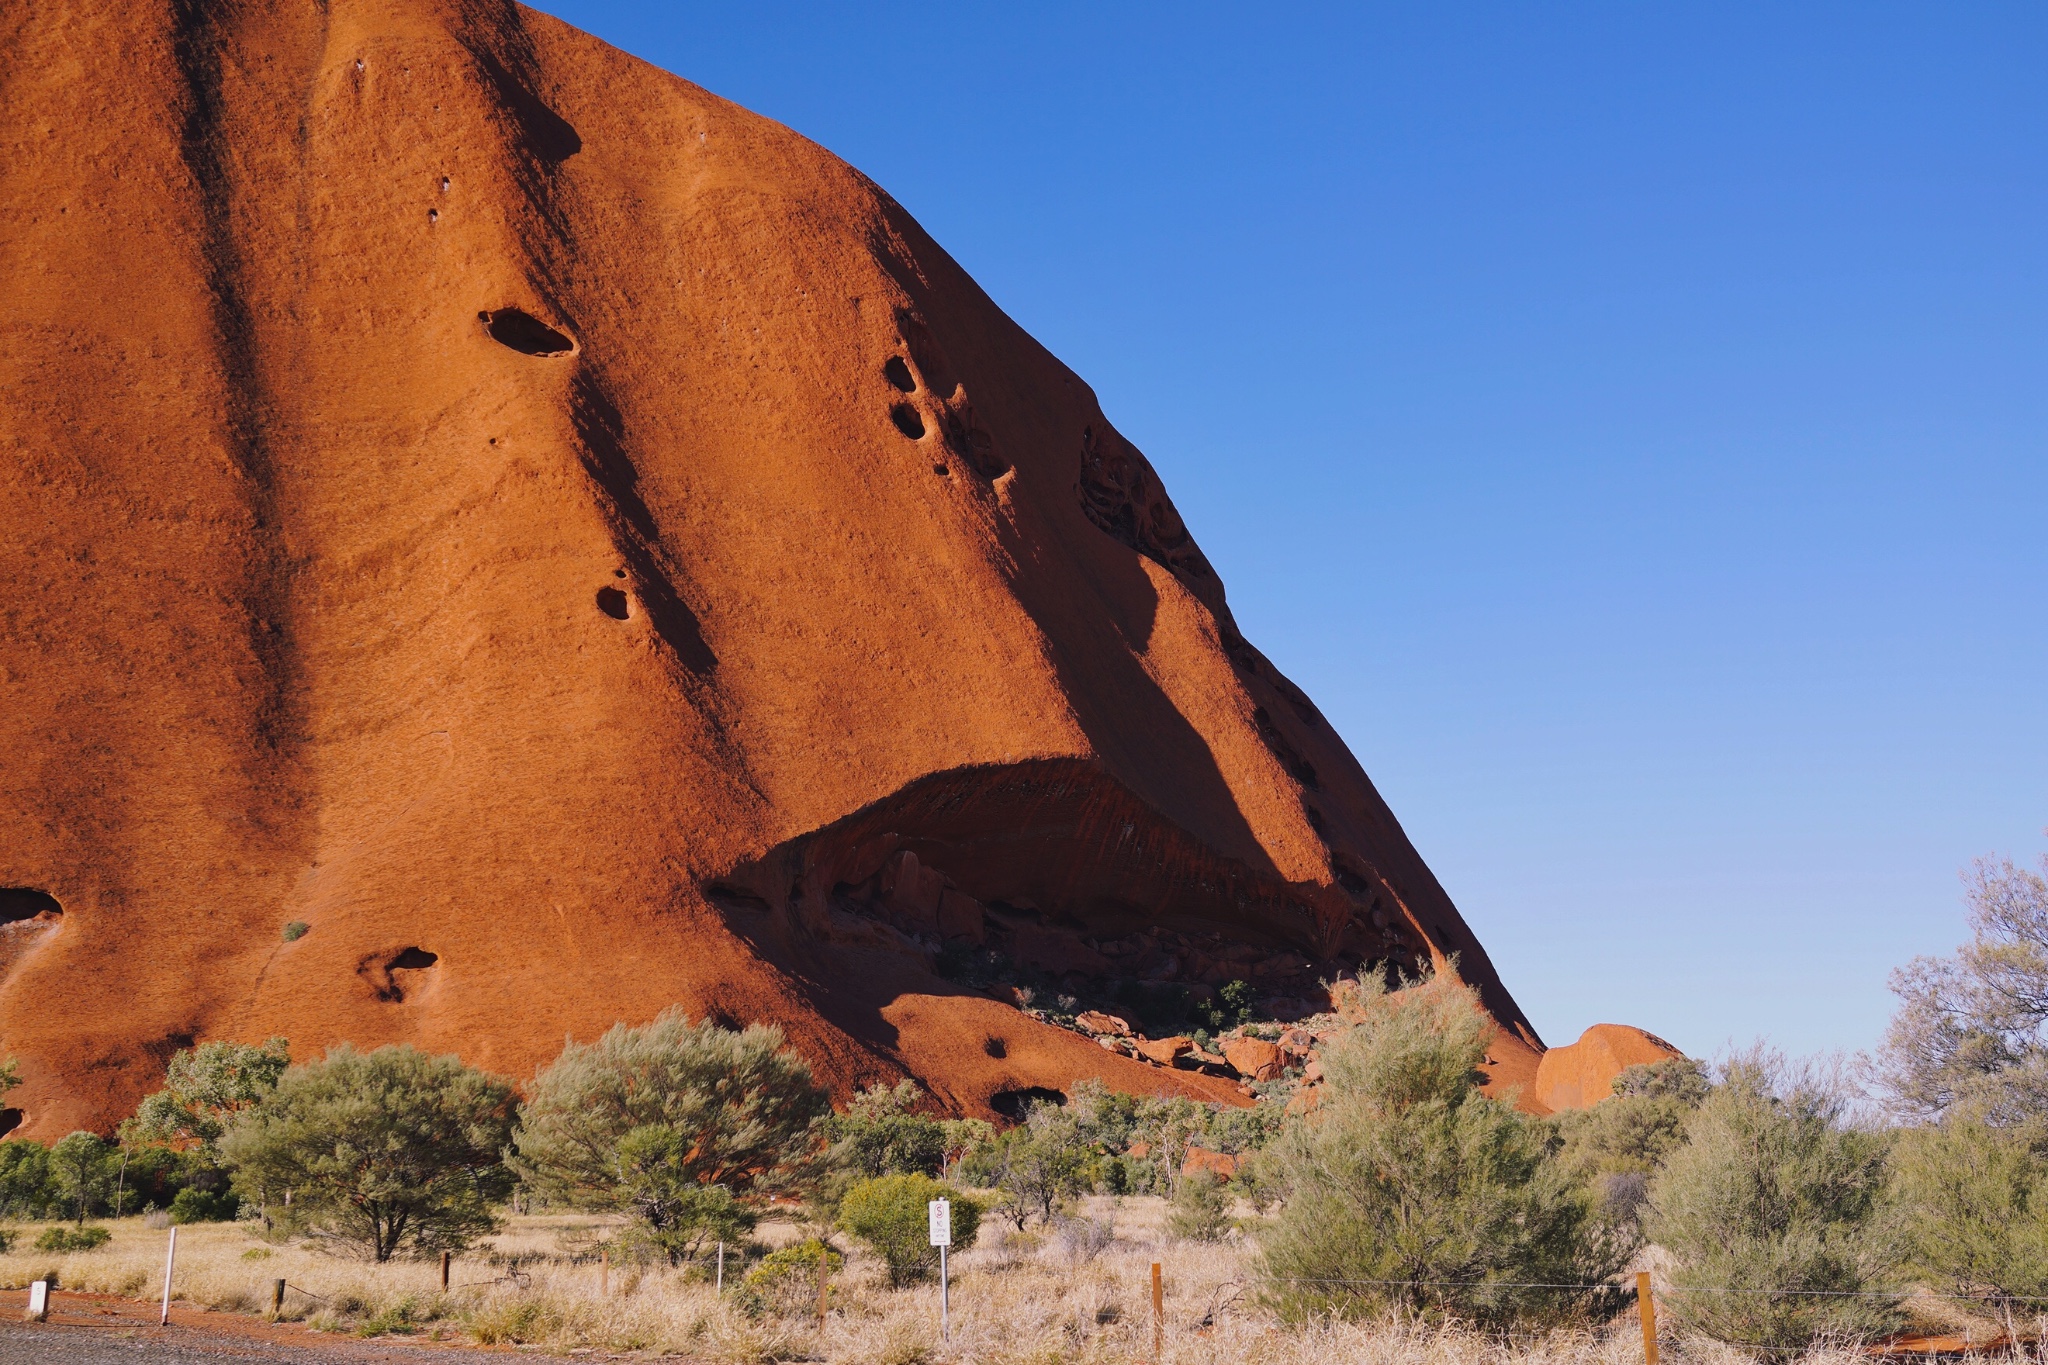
[1259,971,1630,1327]
[1880,853,2048,1122]
[220,1043,516,1261]
[838,1173,981,1286]
[125,1038,291,1156]
[281,921,309,942]
[0,1139,59,1219]
[1889,1108,2048,1302]
[957,1100,1091,1228]
[1646,1048,1902,1350]
[741,1237,842,1318]
[1052,1213,1114,1262]
[51,1132,117,1225]
[514,1009,829,1265]
[1551,1056,1709,1226]
[1166,1167,1231,1242]
[830,1081,949,1180]
[36,1224,111,1252]
[169,1185,241,1223]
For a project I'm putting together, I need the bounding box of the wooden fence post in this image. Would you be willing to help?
[1637,1271,1659,1365]
[440,1250,451,1292]
[271,1279,285,1317]
[1152,1262,1164,1364]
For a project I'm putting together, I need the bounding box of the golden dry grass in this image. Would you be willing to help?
[0,1199,2016,1363]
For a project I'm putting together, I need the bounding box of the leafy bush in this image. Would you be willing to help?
[50,1132,117,1226]
[1259,971,1630,1327]
[36,1224,110,1252]
[0,1139,59,1219]
[1550,1057,1709,1227]
[281,921,309,942]
[741,1237,842,1318]
[1646,1048,1902,1350]
[830,1081,949,1181]
[125,1038,291,1156]
[169,1185,241,1223]
[514,1009,829,1265]
[956,1101,1091,1228]
[838,1174,981,1286]
[220,1043,516,1261]
[1889,1109,2048,1302]
[1165,1167,1231,1242]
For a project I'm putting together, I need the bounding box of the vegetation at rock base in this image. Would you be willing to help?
[513,1008,831,1265]
[1257,970,1632,1327]
[220,1044,516,1261]
[838,1173,982,1286]
[1889,1106,2048,1302]
[1646,1048,1902,1351]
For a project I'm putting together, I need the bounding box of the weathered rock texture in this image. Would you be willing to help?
[1533,1025,1684,1113]
[1,0,1552,1136]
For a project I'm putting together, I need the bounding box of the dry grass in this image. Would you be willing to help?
[0,1200,2018,1363]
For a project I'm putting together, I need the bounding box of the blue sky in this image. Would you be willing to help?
[527,2,2048,1061]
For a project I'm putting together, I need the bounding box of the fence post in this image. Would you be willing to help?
[159,1226,178,1326]
[440,1250,451,1292]
[271,1279,285,1317]
[817,1245,829,1330]
[24,1279,49,1323]
[1637,1271,1659,1365]
[716,1241,725,1294]
[1152,1262,1163,1364]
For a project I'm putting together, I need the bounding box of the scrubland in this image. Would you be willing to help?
[0,1197,1963,1365]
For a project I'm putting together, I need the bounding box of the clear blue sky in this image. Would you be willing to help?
[527,2,2047,1062]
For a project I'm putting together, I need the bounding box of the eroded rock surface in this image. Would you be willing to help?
[1,0,1543,1133]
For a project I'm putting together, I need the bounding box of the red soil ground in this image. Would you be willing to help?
[1,0,1643,1134]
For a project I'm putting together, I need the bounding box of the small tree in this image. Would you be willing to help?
[514,1009,830,1263]
[1646,1048,1902,1350]
[828,1081,949,1180]
[50,1132,116,1226]
[0,1139,58,1219]
[220,1044,516,1261]
[1165,1167,1231,1241]
[1879,854,2048,1122]
[957,1100,1091,1228]
[1889,1108,2048,1304]
[125,1038,290,1156]
[1258,970,1629,1326]
[839,1173,981,1286]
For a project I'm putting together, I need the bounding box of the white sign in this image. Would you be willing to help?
[25,1279,48,1321]
[928,1197,951,1247]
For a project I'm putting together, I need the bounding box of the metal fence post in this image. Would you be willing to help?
[1637,1271,1659,1365]
[1152,1262,1163,1363]
[159,1226,178,1326]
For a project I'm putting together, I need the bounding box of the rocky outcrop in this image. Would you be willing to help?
[2,0,1544,1135]
[1533,1025,1685,1112]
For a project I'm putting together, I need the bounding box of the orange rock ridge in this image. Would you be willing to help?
[0,0,1655,1135]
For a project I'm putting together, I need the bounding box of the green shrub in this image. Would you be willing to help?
[281,921,309,942]
[1646,1048,1902,1350]
[220,1043,516,1261]
[1889,1109,2048,1302]
[1550,1057,1708,1227]
[741,1237,842,1318]
[514,1009,829,1265]
[829,1081,949,1180]
[838,1174,981,1286]
[169,1185,241,1223]
[1259,971,1630,1327]
[50,1132,117,1225]
[36,1224,110,1252]
[1165,1168,1231,1242]
[0,1139,59,1219]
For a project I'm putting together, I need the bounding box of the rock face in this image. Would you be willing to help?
[1533,1025,1684,1112]
[0,0,1545,1137]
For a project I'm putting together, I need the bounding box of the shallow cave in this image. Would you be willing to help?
[479,307,575,356]
[0,889,59,924]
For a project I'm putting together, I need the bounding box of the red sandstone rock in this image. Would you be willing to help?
[1534,1025,1685,1112]
[1223,1036,1286,1082]
[0,0,1548,1136]
[1135,1037,1195,1067]
[936,889,985,945]
[1286,1084,1323,1116]
[1075,1011,1131,1037]
[1182,1147,1239,1180]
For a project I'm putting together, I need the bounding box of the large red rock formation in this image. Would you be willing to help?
[0,0,1551,1136]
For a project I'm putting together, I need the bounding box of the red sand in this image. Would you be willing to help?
[0,0,1647,1133]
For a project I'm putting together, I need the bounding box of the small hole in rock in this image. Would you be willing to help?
[479,307,574,357]
[613,568,626,579]
[596,586,630,620]
[0,1111,20,1139]
[983,1036,1007,1058]
[427,208,438,223]
[0,889,60,925]
[883,356,917,392]
[440,176,450,192]
[990,1086,1065,1119]
[389,947,438,971]
[933,464,950,477]
[488,437,497,445]
[890,404,925,439]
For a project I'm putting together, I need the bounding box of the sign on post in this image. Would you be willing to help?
[24,1279,48,1322]
[929,1198,951,1342]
